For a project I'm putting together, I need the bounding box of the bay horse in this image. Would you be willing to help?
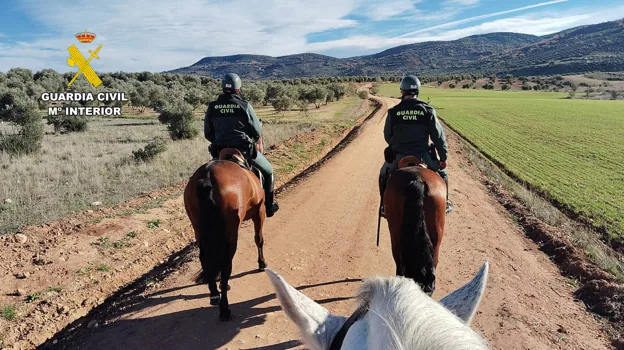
[184,134,267,321]
[383,155,447,295]
[266,262,489,350]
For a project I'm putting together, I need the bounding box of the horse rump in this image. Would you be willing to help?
[401,175,436,294]
[194,170,226,284]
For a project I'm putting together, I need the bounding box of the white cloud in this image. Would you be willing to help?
[397,0,569,38]
[308,4,624,56]
[444,0,480,6]
[354,0,423,21]
[1,0,623,73]
[1,0,360,72]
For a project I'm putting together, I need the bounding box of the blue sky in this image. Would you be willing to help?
[1,0,623,73]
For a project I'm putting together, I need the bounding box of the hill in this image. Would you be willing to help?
[169,18,624,78]
[478,19,624,76]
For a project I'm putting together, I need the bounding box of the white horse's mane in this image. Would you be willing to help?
[266,261,489,350]
[350,275,488,350]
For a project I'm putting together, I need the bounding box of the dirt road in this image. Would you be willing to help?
[61,97,610,350]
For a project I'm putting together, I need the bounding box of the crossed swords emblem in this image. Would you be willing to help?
[66,44,103,88]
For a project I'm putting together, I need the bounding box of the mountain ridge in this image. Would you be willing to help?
[169,18,624,78]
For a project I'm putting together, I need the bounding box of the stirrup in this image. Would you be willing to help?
[267,202,279,218]
[445,200,454,215]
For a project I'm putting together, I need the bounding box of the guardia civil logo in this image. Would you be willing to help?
[40,30,129,118]
[67,30,103,88]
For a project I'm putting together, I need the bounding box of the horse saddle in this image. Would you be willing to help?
[218,148,264,185]
[398,156,428,169]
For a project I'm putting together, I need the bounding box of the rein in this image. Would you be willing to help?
[328,306,368,350]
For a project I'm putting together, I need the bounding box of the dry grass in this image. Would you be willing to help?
[0,98,365,234]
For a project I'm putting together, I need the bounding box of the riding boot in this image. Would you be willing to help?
[438,171,453,214]
[265,190,279,217]
[379,174,387,218]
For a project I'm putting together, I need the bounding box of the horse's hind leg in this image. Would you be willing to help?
[198,240,221,305]
[219,219,240,321]
[252,212,267,271]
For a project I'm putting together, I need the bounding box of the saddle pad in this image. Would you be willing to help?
[398,156,427,169]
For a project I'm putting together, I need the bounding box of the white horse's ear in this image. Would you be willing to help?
[265,268,346,350]
[439,261,489,325]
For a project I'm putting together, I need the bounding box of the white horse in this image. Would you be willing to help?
[265,261,489,350]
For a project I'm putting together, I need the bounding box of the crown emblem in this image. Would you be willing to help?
[75,30,96,43]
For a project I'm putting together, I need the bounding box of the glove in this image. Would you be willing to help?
[439,161,447,170]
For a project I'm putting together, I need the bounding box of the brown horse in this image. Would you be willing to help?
[184,136,266,321]
[383,156,447,295]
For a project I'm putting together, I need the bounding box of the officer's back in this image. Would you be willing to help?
[385,98,436,156]
[207,93,255,147]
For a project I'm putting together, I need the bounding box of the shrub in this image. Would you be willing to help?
[158,100,198,140]
[0,87,44,155]
[308,86,328,108]
[241,85,266,106]
[325,90,335,104]
[272,95,294,113]
[132,137,167,162]
[610,90,619,100]
[449,84,456,89]
[47,115,88,133]
[370,83,380,95]
[358,90,369,99]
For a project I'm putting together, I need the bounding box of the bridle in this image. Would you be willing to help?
[328,306,368,350]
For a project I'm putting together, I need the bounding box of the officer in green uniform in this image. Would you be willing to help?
[379,75,453,215]
[204,73,279,217]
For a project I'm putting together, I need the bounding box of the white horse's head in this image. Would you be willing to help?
[266,262,489,350]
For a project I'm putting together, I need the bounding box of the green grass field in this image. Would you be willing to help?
[380,84,624,245]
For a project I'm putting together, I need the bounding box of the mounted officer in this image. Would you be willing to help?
[204,73,280,217]
[379,75,453,215]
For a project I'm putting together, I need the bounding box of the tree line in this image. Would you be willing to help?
[3,68,616,157]
[0,69,379,156]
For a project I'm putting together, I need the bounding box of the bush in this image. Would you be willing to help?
[0,87,44,155]
[328,83,347,100]
[241,85,266,106]
[449,84,456,89]
[301,85,328,108]
[501,84,510,91]
[132,137,167,162]
[610,90,619,100]
[521,84,531,91]
[158,100,198,140]
[370,83,380,95]
[47,115,88,133]
[272,95,294,113]
[358,90,369,99]
[325,90,335,104]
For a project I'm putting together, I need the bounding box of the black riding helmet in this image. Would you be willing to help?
[400,75,421,96]
[222,73,242,92]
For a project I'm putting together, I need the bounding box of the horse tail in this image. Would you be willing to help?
[194,170,226,284]
[401,175,436,294]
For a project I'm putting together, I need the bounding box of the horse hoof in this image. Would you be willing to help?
[210,296,221,305]
[219,312,232,321]
[258,262,267,271]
